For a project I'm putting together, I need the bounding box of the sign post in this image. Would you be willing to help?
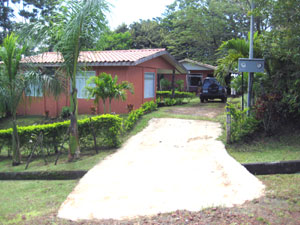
[238,58,264,115]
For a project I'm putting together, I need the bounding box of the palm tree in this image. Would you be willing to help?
[86,72,134,113]
[0,34,26,165]
[0,33,63,166]
[53,0,109,161]
[215,32,262,84]
[109,80,134,113]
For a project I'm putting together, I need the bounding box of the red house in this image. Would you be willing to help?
[17,49,187,117]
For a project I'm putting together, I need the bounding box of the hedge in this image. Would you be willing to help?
[0,101,158,156]
[156,91,195,99]
[0,114,122,155]
[123,101,158,131]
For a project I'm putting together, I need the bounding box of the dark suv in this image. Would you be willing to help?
[200,77,227,103]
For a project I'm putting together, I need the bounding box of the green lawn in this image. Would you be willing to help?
[0,180,77,224]
[227,136,300,163]
[0,115,46,130]
[225,96,300,163]
[0,149,115,172]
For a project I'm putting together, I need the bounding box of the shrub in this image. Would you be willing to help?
[156,91,195,99]
[226,103,260,142]
[123,108,144,131]
[254,93,284,134]
[175,98,183,105]
[123,100,157,131]
[78,114,122,147]
[141,101,158,113]
[176,80,184,91]
[60,106,70,119]
[0,114,122,156]
[160,78,171,91]
[164,98,177,106]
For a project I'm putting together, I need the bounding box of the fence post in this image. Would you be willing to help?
[226,103,231,144]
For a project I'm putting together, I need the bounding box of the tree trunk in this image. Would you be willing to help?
[102,99,106,114]
[11,111,21,166]
[109,99,112,113]
[69,78,80,161]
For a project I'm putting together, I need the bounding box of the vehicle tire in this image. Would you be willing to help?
[222,97,227,103]
[200,97,204,103]
[208,83,219,94]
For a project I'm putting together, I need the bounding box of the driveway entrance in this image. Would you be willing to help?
[58,118,264,221]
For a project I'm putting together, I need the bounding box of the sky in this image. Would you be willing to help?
[9,0,175,30]
[107,0,174,30]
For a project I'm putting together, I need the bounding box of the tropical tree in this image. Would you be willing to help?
[95,30,132,50]
[215,32,262,84]
[161,0,252,62]
[53,0,109,161]
[0,33,63,165]
[0,33,25,165]
[86,72,134,114]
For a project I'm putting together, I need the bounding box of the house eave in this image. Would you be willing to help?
[19,51,188,74]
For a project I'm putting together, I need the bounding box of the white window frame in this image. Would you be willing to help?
[144,72,155,98]
[76,71,96,99]
[27,83,43,97]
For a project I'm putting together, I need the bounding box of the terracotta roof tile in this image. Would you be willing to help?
[21,49,166,64]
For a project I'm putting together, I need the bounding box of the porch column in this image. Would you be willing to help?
[171,69,175,98]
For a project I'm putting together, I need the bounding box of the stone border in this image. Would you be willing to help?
[243,160,300,175]
[0,161,299,180]
[0,170,87,180]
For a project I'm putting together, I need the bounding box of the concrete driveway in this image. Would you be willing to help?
[58,118,264,221]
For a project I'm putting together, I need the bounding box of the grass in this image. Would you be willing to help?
[226,121,300,163]
[227,138,300,163]
[0,180,77,224]
[225,96,300,163]
[259,174,300,205]
[0,150,114,172]
[0,115,46,130]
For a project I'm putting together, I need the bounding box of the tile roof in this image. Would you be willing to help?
[22,49,166,65]
[180,58,217,70]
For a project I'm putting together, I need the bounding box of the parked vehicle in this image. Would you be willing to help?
[200,77,227,103]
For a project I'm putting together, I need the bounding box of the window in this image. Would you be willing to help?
[76,71,96,99]
[27,83,43,97]
[144,72,155,98]
[189,74,203,86]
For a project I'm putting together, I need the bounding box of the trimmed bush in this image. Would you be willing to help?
[0,114,122,155]
[124,101,157,131]
[141,101,158,113]
[164,98,177,106]
[156,91,195,99]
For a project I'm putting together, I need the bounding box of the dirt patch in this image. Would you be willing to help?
[166,102,226,118]
[57,118,264,221]
[24,194,300,225]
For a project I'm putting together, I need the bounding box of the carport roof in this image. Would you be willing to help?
[21,49,187,74]
[180,58,217,71]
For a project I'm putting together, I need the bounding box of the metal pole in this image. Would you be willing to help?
[247,0,255,115]
[226,103,231,144]
[242,72,244,111]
